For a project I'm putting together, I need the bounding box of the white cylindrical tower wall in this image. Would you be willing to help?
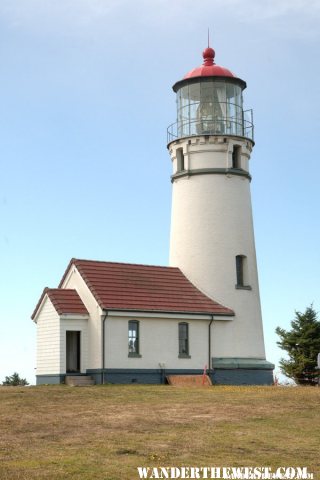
[169,134,266,359]
[167,46,274,383]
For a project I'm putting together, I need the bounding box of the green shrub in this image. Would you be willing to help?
[2,372,29,386]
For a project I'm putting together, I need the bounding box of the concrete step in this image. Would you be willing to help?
[65,375,95,387]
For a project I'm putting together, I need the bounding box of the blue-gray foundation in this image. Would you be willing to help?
[87,367,273,386]
[36,374,66,385]
[36,358,274,386]
[211,357,274,385]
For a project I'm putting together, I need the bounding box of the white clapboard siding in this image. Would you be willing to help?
[36,297,60,375]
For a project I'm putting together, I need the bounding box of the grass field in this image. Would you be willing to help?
[0,385,319,480]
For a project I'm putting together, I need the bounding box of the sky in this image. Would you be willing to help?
[0,0,319,385]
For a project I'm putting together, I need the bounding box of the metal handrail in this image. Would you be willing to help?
[167,109,254,143]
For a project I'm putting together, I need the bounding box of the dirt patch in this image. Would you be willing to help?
[166,374,212,386]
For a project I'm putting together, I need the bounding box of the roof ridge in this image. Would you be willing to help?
[73,258,180,270]
[46,287,77,292]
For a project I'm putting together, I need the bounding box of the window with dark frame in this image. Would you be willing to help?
[232,145,241,169]
[176,148,185,172]
[178,322,189,357]
[236,255,244,286]
[235,255,252,290]
[128,320,139,356]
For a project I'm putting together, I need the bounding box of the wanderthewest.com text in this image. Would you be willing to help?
[137,466,314,479]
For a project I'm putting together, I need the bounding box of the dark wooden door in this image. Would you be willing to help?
[66,331,81,373]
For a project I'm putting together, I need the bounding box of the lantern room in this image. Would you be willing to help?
[167,47,254,143]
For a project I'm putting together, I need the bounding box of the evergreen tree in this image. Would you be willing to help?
[2,372,29,386]
[276,305,320,385]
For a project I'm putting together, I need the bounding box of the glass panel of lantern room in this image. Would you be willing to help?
[235,85,243,109]
[178,105,189,138]
[178,85,190,137]
[188,82,200,136]
[226,83,235,135]
[176,87,183,137]
[234,86,243,136]
[215,81,227,121]
[199,81,228,135]
[234,105,243,136]
[198,81,214,134]
[226,83,244,136]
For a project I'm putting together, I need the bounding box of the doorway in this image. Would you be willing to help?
[66,331,81,373]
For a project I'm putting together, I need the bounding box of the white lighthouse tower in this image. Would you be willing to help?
[168,46,274,384]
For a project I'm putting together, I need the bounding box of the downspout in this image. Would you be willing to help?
[208,316,214,378]
[102,311,108,385]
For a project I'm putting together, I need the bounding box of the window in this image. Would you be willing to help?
[232,145,241,169]
[236,255,244,286]
[179,322,190,357]
[128,320,141,357]
[176,148,185,172]
[235,255,251,289]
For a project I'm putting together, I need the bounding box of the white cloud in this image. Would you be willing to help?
[210,0,320,20]
[1,0,319,29]
[0,0,319,47]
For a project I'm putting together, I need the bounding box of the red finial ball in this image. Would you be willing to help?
[202,47,215,66]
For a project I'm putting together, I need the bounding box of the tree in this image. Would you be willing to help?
[2,372,29,386]
[276,305,320,385]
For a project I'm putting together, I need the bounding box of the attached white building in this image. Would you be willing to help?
[32,45,274,385]
[32,258,246,385]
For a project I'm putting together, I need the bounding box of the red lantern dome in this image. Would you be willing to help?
[184,47,235,80]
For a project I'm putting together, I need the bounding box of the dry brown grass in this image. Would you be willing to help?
[0,385,319,479]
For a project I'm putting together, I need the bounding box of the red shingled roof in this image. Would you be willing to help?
[32,288,88,320]
[59,258,234,316]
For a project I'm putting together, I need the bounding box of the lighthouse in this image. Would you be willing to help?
[32,44,274,387]
[168,46,274,383]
